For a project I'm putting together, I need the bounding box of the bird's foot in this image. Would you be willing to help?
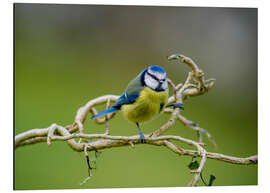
[139,132,146,143]
[166,102,184,110]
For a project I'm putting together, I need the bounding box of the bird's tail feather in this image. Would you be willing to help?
[91,107,119,120]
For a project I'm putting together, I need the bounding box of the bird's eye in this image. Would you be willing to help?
[159,79,166,83]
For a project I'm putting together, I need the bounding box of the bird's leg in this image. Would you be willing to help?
[166,102,184,110]
[136,123,145,143]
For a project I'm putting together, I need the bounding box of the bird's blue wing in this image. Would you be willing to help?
[91,92,139,120]
[113,73,144,108]
[113,92,139,108]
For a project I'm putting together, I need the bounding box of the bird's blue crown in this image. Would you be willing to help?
[148,66,166,74]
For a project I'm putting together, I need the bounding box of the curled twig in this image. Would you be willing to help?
[104,98,111,135]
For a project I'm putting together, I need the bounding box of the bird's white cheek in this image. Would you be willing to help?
[145,75,159,90]
[162,81,168,90]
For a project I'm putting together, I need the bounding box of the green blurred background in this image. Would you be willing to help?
[14,4,257,190]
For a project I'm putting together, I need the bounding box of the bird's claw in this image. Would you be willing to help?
[139,133,145,143]
[166,102,184,110]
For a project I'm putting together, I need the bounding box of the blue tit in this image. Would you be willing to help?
[91,65,184,143]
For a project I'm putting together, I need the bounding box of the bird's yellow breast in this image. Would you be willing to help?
[121,87,169,123]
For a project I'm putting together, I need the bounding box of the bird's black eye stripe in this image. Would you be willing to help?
[146,71,159,81]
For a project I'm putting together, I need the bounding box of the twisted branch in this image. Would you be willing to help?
[15,123,258,165]
[14,54,257,186]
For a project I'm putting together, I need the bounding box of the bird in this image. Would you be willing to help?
[91,65,184,143]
